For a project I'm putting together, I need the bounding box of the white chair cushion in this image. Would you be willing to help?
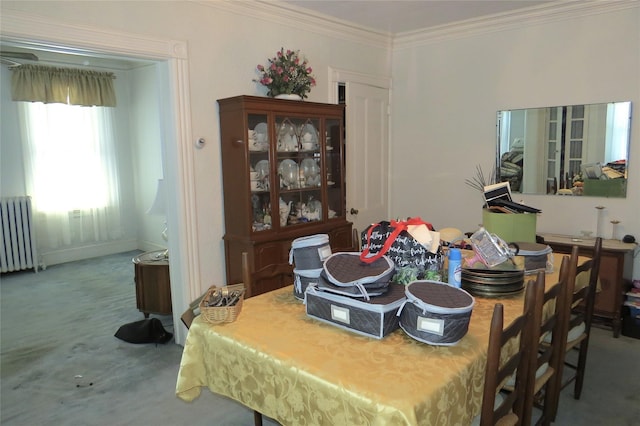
[505,362,549,387]
[542,321,586,344]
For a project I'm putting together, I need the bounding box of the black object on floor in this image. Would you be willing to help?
[621,306,640,339]
[114,318,173,344]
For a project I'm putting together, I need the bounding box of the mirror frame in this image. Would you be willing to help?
[496,101,632,198]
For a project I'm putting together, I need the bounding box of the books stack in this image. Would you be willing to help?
[624,285,640,312]
[483,182,541,214]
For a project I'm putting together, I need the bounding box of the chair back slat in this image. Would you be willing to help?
[480,275,540,426]
[241,252,293,298]
[522,261,570,426]
[531,237,603,424]
[555,238,603,406]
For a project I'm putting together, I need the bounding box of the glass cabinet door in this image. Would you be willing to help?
[325,118,344,219]
[275,115,322,229]
[248,113,272,232]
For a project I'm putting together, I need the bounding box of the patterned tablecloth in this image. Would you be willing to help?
[176,253,573,425]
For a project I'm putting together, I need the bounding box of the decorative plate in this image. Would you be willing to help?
[278,159,299,187]
[255,160,270,180]
[300,158,320,178]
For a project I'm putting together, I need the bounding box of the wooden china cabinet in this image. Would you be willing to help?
[218,95,354,297]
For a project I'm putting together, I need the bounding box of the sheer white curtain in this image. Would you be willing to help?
[18,102,123,250]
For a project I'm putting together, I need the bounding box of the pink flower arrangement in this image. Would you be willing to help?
[254,48,316,99]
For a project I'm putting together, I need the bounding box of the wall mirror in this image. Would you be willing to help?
[496,101,631,198]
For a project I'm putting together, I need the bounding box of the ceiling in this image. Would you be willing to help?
[1,0,555,67]
[281,0,554,33]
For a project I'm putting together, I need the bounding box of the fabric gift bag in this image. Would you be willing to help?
[360,217,443,283]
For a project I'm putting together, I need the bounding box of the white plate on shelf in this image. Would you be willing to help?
[301,123,318,145]
[278,133,298,152]
[254,123,268,144]
[300,158,320,178]
[278,159,299,187]
[277,123,299,152]
[255,160,270,180]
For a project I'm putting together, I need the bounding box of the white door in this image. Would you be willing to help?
[344,82,390,238]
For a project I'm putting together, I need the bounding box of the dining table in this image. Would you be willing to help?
[175,253,578,425]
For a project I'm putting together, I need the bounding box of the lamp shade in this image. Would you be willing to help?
[147,178,166,215]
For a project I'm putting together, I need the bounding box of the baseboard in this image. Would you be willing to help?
[40,239,139,267]
[137,240,167,253]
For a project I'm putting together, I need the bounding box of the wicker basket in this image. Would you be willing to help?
[199,283,245,324]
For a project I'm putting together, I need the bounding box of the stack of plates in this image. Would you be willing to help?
[461,268,525,297]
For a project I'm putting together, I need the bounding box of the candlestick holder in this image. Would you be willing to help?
[610,220,620,240]
[595,205,605,238]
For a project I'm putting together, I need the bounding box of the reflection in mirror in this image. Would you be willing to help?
[497,101,631,198]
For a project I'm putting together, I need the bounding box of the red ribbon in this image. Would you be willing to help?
[359,217,433,263]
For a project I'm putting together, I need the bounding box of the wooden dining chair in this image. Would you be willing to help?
[352,227,361,251]
[241,252,293,298]
[241,251,291,426]
[476,275,540,426]
[551,238,602,404]
[521,261,570,426]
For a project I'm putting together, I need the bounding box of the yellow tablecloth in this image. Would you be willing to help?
[176,254,573,425]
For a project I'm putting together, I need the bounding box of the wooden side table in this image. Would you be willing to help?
[539,233,637,337]
[132,250,172,317]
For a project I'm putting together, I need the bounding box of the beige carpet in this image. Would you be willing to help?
[0,251,277,426]
[1,251,638,425]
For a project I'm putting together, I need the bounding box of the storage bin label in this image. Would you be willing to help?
[331,304,350,324]
[417,316,444,335]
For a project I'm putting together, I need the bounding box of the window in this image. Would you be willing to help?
[18,102,122,248]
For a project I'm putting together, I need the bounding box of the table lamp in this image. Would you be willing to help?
[147,178,168,259]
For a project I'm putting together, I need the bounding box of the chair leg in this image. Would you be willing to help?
[574,339,590,399]
[544,370,561,423]
[253,410,263,426]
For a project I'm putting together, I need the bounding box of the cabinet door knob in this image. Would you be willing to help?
[350,208,359,215]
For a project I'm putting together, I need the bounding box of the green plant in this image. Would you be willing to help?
[254,48,316,99]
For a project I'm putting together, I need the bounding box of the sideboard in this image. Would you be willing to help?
[539,233,637,337]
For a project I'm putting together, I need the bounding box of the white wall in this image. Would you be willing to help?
[0,1,392,291]
[129,64,166,252]
[0,65,26,196]
[4,1,637,285]
[391,5,640,278]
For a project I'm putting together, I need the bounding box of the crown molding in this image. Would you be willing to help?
[0,9,188,60]
[196,0,393,50]
[394,0,638,50]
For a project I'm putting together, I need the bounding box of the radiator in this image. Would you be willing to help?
[1,196,39,273]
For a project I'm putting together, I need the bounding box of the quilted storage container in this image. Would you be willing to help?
[512,242,552,274]
[305,282,406,339]
[316,273,389,299]
[289,234,332,270]
[398,281,475,346]
[323,252,394,289]
[293,268,323,301]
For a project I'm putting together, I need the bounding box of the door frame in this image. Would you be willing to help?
[1,10,199,345]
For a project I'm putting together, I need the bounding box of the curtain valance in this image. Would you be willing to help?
[11,64,116,107]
